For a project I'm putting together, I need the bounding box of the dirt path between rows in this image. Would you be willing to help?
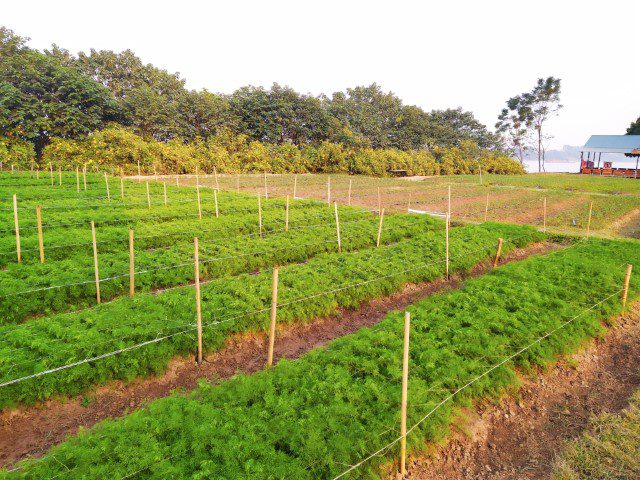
[405,302,640,480]
[0,242,559,468]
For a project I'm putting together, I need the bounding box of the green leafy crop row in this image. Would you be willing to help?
[3,237,638,479]
[0,222,541,409]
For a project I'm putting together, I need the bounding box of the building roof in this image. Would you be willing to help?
[583,135,640,154]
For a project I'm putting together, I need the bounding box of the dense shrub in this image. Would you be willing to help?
[0,136,35,169]
[41,126,525,177]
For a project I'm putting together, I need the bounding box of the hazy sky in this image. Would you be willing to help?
[4,0,639,149]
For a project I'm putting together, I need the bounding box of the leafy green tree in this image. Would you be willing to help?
[425,108,503,150]
[0,27,118,155]
[496,98,530,163]
[626,116,640,135]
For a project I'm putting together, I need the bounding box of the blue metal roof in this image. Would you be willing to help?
[583,135,640,153]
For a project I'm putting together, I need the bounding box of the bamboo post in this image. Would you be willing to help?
[214,190,219,218]
[266,267,279,367]
[146,181,151,209]
[76,166,80,192]
[334,202,341,253]
[236,173,240,193]
[36,168,39,180]
[58,167,62,186]
[407,192,412,212]
[493,238,503,268]
[447,185,451,226]
[120,176,124,199]
[214,166,219,191]
[137,160,141,181]
[258,194,263,239]
[36,205,44,263]
[196,184,202,219]
[543,197,547,232]
[153,165,157,181]
[129,228,135,297]
[104,172,110,202]
[586,201,593,238]
[194,237,203,364]
[49,163,53,186]
[13,194,20,263]
[377,186,382,216]
[285,195,290,232]
[195,164,200,187]
[264,171,268,199]
[11,164,14,174]
[163,182,167,207]
[622,264,633,310]
[83,166,87,191]
[91,221,101,304]
[484,191,489,222]
[399,310,411,476]
[376,208,385,247]
[293,174,297,199]
[327,176,331,205]
[445,213,449,279]
[348,178,352,206]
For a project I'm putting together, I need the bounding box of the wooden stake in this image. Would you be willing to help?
[258,194,263,239]
[83,166,87,191]
[445,213,449,279]
[447,185,451,226]
[13,194,20,263]
[399,310,411,476]
[11,164,14,174]
[214,166,219,191]
[36,205,44,263]
[176,175,179,187]
[377,186,381,216]
[76,167,80,192]
[327,176,331,205]
[120,176,124,199]
[49,163,53,186]
[266,267,279,367]
[293,174,297,199]
[195,164,200,187]
[543,197,547,232]
[586,201,593,238]
[622,264,633,310]
[348,178,352,206]
[196,184,202,219]
[285,195,290,231]
[137,160,141,181]
[194,237,203,364]
[104,172,110,202]
[146,182,151,209]
[214,189,219,218]
[484,191,489,222]
[163,182,167,207]
[91,221,101,304]
[334,202,341,253]
[376,208,385,247]
[129,228,135,297]
[153,164,157,181]
[493,238,503,268]
[236,173,240,193]
[58,167,62,186]
[36,168,39,180]
[407,192,412,212]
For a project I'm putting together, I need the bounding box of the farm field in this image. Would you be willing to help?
[172,172,640,239]
[0,170,639,479]
[2,237,638,479]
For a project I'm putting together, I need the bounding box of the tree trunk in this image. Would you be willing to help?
[537,126,542,173]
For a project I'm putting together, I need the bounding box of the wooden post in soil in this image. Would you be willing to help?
[137,160,141,182]
[543,197,547,233]
[293,174,297,199]
[327,176,331,206]
[120,176,124,199]
[195,164,200,188]
[334,202,341,253]
[214,166,219,191]
[399,310,411,476]
[258,194,263,239]
[586,201,593,238]
[484,191,489,222]
[622,264,633,310]
[163,182,167,206]
[104,172,110,202]
[76,167,80,192]
[348,178,352,206]
[36,205,44,263]
[49,163,53,186]
[445,213,449,280]
[447,185,451,226]
[266,266,279,367]
[214,190,219,218]
[146,182,151,209]
[36,168,39,180]
[377,187,382,216]
[153,164,157,181]
[129,228,135,297]
[91,221,101,304]
[285,195,290,231]
[194,237,203,364]
[493,238,503,268]
[376,208,385,247]
[196,183,202,219]
[407,192,412,212]
[11,164,13,174]
[236,173,240,193]
[58,167,62,186]
[83,166,87,191]
[176,175,179,187]
[13,194,20,263]
[264,171,268,200]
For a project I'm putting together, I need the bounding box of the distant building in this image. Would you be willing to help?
[580,135,640,178]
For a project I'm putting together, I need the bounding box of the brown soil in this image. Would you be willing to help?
[0,242,558,468]
[404,303,640,480]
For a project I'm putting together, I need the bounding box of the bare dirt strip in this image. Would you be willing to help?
[0,242,558,468]
[403,303,640,480]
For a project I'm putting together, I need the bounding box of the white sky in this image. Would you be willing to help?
[4,0,639,149]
